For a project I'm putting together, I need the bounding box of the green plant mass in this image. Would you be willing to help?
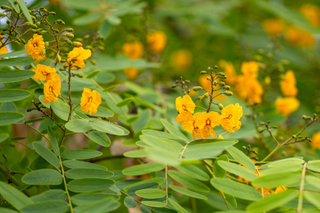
[0,0,320,212]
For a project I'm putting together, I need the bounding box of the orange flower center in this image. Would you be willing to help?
[49,86,53,92]
[206,118,211,126]
[88,97,93,103]
[33,42,38,47]
[224,114,233,120]
[182,104,187,111]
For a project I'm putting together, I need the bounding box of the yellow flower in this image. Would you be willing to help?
[175,95,195,114]
[80,88,101,115]
[181,113,205,140]
[262,19,286,37]
[221,103,243,133]
[275,97,300,116]
[197,112,221,138]
[236,76,264,104]
[32,64,56,81]
[300,4,320,27]
[311,131,320,149]
[147,31,167,53]
[281,71,298,97]
[241,61,259,79]
[257,187,271,197]
[170,50,192,70]
[272,186,287,194]
[43,73,61,103]
[0,35,8,55]
[25,34,46,60]
[67,47,91,69]
[285,26,315,48]
[122,41,144,60]
[124,67,138,79]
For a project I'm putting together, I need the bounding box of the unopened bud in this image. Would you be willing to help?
[56,54,61,63]
[6,19,11,25]
[30,24,37,29]
[31,15,36,20]
[66,33,74,38]
[224,91,233,96]
[272,126,278,129]
[40,49,46,56]
[1,5,10,10]
[77,73,83,78]
[192,86,203,91]
[254,134,261,140]
[203,93,209,98]
[53,29,59,34]
[200,71,207,74]
[49,11,56,16]
[65,39,72,45]
[90,59,96,65]
[83,35,90,39]
[72,41,82,47]
[66,28,74,32]
[264,76,271,86]
[0,12,6,17]
[224,85,230,90]
[220,82,225,86]
[257,49,264,54]
[292,135,297,139]
[74,65,82,70]
[185,80,190,84]
[59,67,65,71]
[20,38,26,44]
[98,46,104,51]
[172,84,177,88]
[56,19,65,25]
[281,59,289,65]
[213,65,218,69]
[39,30,47,35]
[218,104,223,110]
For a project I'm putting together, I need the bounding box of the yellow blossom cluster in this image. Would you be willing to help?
[311,131,320,149]
[67,47,91,69]
[175,95,242,140]
[300,4,320,27]
[0,35,8,55]
[25,34,46,60]
[122,41,144,60]
[147,31,167,53]
[170,50,192,71]
[80,88,101,115]
[276,71,300,116]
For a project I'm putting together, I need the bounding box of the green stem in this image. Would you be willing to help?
[25,123,50,142]
[165,164,168,205]
[58,155,74,213]
[297,162,308,213]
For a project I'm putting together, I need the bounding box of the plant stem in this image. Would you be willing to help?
[67,66,73,122]
[179,142,190,161]
[25,123,50,142]
[165,164,168,205]
[59,155,74,213]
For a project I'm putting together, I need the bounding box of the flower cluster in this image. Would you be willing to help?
[300,4,320,27]
[25,34,46,60]
[80,88,101,115]
[122,41,144,60]
[67,47,92,69]
[170,50,192,71]
[276,71,300,116]
[175,95,243,140]
[147,31,167,53]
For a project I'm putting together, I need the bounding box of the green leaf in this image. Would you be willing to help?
[306,175,320,191]
[65,168,113,179]
[47,126,59,156]
[0,112,24,126]
[22,169,62,185]
[63,160,107,170]
[210,178,262,201]
[246,189,299,213]
[72,193,119,206]
[102,84,120,92]
[0,207,19,213]
[169,184,207,200]
[51,100,70,121]
[0,102,17,112]
[107,15,121,25]
[304,191,320,209]
[168,170,210,192]
[21,200,68,213]
[116,98,134,107]
[0,133,9,143]
[74,197,119,213]
[307,160,320,172]
[17,0,34,24]
[136,189,166,199]
[0,70,35,83]
[141,201,166,208]
[142,130,187,142]
[160,119,188,141]
[183,140,236,160]
[65,119,92,132]
[123,178,165,192]
[0,57,36,66]
[212,154,229,178]
[86,70,100,79]
[226,146,256,171]
[132,109,151,132]
[68,178,115,193]
[153,208,177,213]
[123,163,165,176]
[0,181,33,210]
[99,19,112,38]
[90,106,114,117]
[61,149,102,160]
[124,196,137,208]
[218,161,258,181]
[140,204,151,213]
[261,158,304,169]
[168,198,188,213]
[0,89,31,102]
[73,13,104,25]
[0,50,26,58]
[33,142,60,169]
[90,118,129,136]
[85,131,111,147]
[31,190,66,203]
[252,172,301,188]
[124,149,149,158]
[9,0,20,12]
[174,165,210,181]
[260,164,302,176]
[126,183,159,196]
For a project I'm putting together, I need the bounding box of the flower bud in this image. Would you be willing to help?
[281,59,289,65]
[254,134,261,140]
[83,35,90,39]
[56,54,61,63]
[267,53,273,58]
[192,86,203,91]
[56,19,65,25]
[74,65,82,70]
[6,19,11,25]
[1,5,10,10]
[49,11,56,16]
[224,91,233,96]
[224,85,230,90]
[272,126,278,129]
[30,24,37,29]
[292,135,297,139]
[0,12,6,16]
[90,59,97,65]
[24,22,31,26]
[302,115,311,120]
[20,38,26,44]
[219,82,225,86]
[264,76,271,86]
[218,104,223,110]
[53,29,59,34]
[203,93,209,98]
[59,67,65,71]
[200,71,207,74]
[65,39,72,45]
[77,73,83,78]
[39,30,47,35]
[217,135,224,139]
[172,84,177,88]
[185,80,190,84]
[66,33,74,38]
[40,49,46,56]
[98,46,105,51]
[213,65,218,69]
[31,15,36,20]
[66,28,74,32]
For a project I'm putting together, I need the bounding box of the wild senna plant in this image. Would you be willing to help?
[0,1,320,213]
